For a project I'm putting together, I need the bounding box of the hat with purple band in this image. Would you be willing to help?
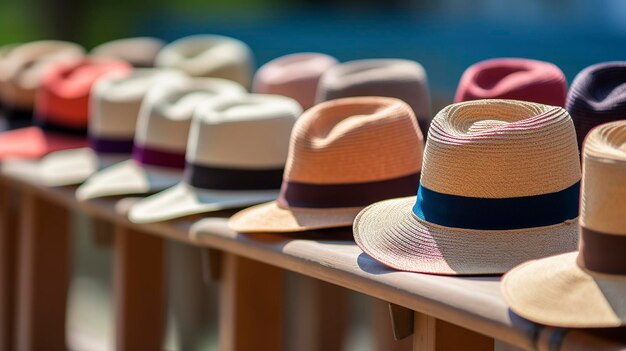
[227,96,424,233]
[76,77,246,200]
[39,68,187,186]
[315,59,432,135]
[503,121,626,328]
[566,61,626,150]
[127,94,302,223]
[91,37,165,68]
[252,53,338,110]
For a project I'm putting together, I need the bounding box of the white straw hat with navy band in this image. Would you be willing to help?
[503,121,626,328]
[128,94,302,223]
[39,69,188,186]
[228,96,424,233]
[354,99,581,275]
[76,77,246,200]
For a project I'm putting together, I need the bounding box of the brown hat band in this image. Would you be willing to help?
[577,227,626,275]
[277,172,419,209]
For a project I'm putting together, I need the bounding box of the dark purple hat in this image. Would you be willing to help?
[566,62,626,149]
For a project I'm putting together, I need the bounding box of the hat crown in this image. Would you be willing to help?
[580,121,626,235]
[422,100,580,198]
[89,69,187,139]
[91,37,164,67]
[187,94,302,169]
[284,97,423,184]
[135,78,246,152]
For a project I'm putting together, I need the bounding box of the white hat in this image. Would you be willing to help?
[128,94,302,223]
[91,37,165,68]
[155,34,254,89]
[39,68,188,186]
[76,77,246,200]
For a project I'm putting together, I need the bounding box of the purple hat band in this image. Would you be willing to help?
[132,144,186,169]
[89,135,135,154]
[566,62,626,149]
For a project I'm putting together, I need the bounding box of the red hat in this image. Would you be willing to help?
[455,58,567,107]
[0,58,131,159]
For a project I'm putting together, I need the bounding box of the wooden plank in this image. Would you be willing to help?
[0,181,18,351]
[15,191,71,351]
[413,312,436,351]
[219,253,283,351]
[413,312,493,351]
[113,225,166,351]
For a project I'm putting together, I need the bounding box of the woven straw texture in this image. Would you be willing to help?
[155,34,254,88]
[315,59,432,133]
[455,58,567,107]
[253,53,338,110]
[566,62,626,150]
[229,96,424,232]
[91,37,164,68]
[354,99,580,275]
[502,121,626,328]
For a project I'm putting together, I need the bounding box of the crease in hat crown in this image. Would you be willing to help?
[155,34,254,88]
[455,58,567,107]
[566,61,626,149]
[91,37,165,67]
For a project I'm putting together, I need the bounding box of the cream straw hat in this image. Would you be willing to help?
[91,37,165,68]
[228,96,424,233]
[128,94,302,223]
[76,77,246,200]
[39,68,187,186]
[354,99,581,275]
[502,121,626,328]
[155,34,254,88]
[252,53,338,109]
[0,41,84,126]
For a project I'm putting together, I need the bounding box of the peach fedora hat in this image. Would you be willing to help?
[455,58,567,107]
[155,34,254,89]
[252,53,338,110]
[354,100,580,275]
[502,121,626,328]
[315,59,432,135]
[0,40,84,126]
[91,37,165,68]
[228,96,424,233]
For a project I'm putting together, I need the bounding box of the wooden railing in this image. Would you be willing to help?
[0,158,625,351]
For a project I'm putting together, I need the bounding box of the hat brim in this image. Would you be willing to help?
[39,148,129,186]
[0,127,87,160]
[353,196,579,275]
[228,201,363,233]
[502,252,626,327]
[76,159,183,201]
[127,183,280,224]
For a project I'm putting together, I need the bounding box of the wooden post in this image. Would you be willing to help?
[15,191,71,351]
[374,299,413,350]
[412,311,494,351]
[0,182,18,351]
[113,226,166,351]
[219,253,284,351]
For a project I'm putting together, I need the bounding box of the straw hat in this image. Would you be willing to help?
[91,37,165,68]
[455,58,567,107]
[0,43,20,112]
[566,62,626,150]
[354,99,581,275]
[128,94,302,223]
[76,77,246,200]
[252,53,338,110]
[39,68,188,186]
[228,96,424,233]
[155,34,254,88]
[315,59,432,135]
[0,41,85,126]
[503,121,626,327]
[0,58,131,160]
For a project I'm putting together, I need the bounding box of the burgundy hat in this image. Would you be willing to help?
[0,58,131,159]
[252,53,338,110]
[455,58,567,107]
[566,62,626,150]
